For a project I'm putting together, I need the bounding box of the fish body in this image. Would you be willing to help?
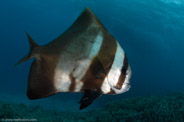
[17,7,132,109]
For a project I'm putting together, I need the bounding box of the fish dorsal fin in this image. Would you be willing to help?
[48,7,106,46]
[27,58,57,99]
[65,7,104,33]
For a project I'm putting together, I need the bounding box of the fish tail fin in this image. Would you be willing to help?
[15,32,39,66]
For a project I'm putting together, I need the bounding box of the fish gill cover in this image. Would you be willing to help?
[0,0,184,121]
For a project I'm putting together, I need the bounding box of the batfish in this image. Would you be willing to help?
[16,7,132,110]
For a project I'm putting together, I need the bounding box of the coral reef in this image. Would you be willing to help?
[0,94,184,121]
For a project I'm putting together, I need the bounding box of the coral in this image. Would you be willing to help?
[0,94,184,121]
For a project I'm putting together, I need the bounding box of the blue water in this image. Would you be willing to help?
[0,0,184,111]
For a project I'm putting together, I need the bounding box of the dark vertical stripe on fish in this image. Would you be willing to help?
[69,73,76,92]
[115,54,128,90]
[81,28,117,92]
[81,56,106,91]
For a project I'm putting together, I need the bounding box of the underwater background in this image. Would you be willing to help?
[0,0,184,121]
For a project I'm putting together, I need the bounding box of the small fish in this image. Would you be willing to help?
[16,7,132,110]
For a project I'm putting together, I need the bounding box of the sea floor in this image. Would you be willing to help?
[0,93,184,122]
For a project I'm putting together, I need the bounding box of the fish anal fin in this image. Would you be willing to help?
[27,59,57,99]
[79,89,102,110]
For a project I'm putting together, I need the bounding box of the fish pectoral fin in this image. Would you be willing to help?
[79,89,102,110]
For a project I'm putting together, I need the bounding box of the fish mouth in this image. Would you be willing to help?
[111,65,132,94]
